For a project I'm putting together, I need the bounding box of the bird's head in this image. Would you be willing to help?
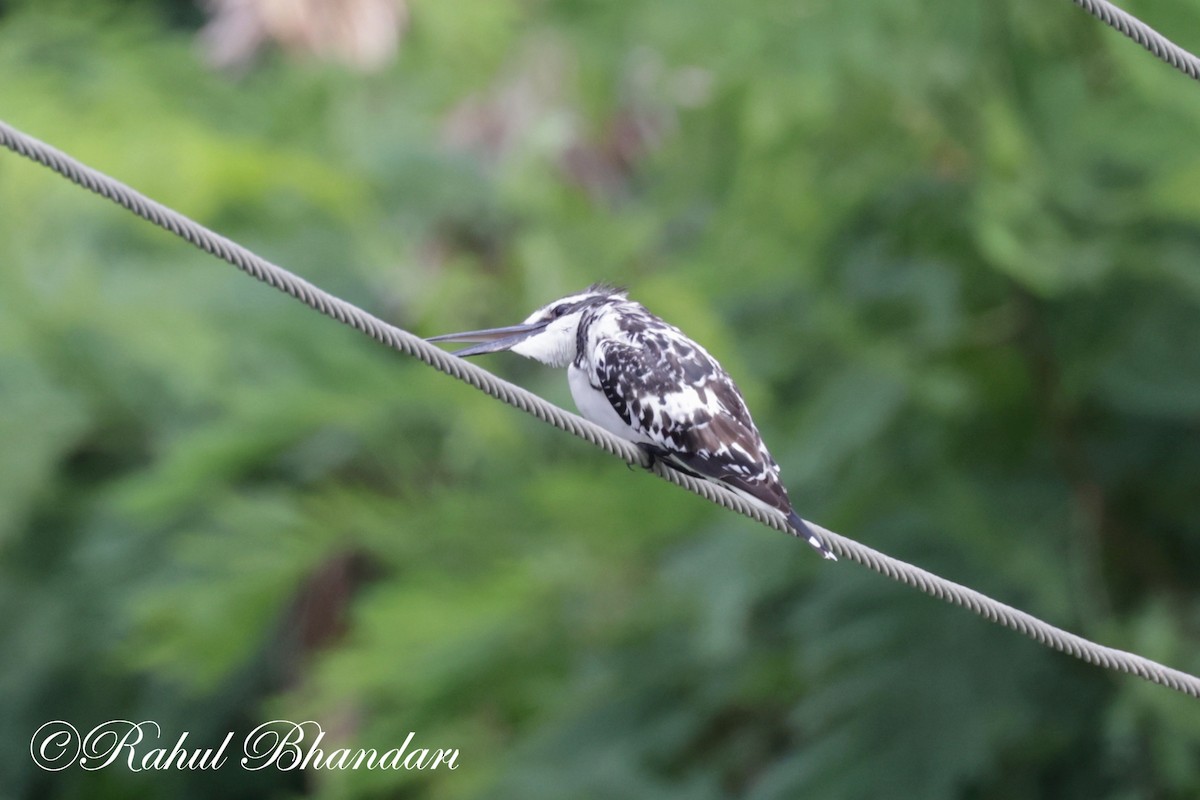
[427,284,627,368]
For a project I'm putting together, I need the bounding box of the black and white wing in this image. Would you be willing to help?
[592,337,791,514]
[586,333,835,559]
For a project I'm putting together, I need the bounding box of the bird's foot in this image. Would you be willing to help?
[636,444,663,472]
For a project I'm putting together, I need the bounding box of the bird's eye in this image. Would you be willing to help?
[551,303,570,317]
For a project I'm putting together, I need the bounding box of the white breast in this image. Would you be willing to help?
[568,363,650,445]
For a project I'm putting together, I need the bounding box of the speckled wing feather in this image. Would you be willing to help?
[590,336,792,515]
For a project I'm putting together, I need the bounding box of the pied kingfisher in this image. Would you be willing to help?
[427,285,835,560]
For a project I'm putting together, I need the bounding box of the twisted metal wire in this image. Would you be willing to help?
[3,118,1198,699]
[1073,0,1200,81]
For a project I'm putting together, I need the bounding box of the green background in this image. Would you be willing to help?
[2,0,1199,797]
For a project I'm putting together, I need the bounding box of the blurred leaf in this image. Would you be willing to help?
[2,0,1200,798]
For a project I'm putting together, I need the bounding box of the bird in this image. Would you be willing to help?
[427,284,836,560]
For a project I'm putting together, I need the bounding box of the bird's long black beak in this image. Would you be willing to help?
[426,321,548,357]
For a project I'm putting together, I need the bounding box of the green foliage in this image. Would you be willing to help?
[2,0,1200,797]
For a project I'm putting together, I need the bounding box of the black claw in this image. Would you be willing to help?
[637,444,658,471]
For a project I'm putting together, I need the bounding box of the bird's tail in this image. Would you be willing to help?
[787,510,837,561]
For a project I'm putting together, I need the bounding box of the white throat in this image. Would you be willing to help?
[510,314,581,368]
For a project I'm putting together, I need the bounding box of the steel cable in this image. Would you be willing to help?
[1073,0,1200,82]
[3,118,1199,699]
